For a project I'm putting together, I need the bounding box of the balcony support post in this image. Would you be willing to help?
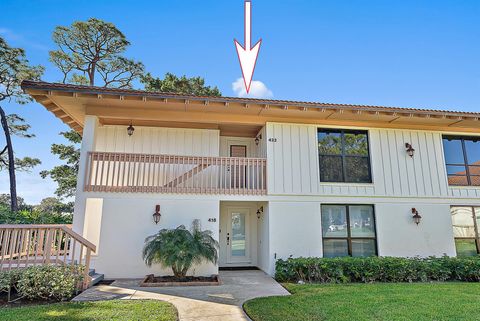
[73,116,99,237]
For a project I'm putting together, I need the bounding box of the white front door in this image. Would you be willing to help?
[224,207,251,264]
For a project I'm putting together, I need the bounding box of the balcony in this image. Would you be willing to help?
[84,152,267,195]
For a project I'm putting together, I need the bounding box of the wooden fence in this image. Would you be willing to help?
[0,225,96,290]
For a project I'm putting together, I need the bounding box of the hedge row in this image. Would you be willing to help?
[0,265,84,302]
[275,256,480,283]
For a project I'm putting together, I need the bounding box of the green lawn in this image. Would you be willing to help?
[244,283,480,321]
[0,299,177,321]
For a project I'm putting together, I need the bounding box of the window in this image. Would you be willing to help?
[318,129,371,183]
[451,206,480,257]
[443,136,480,186]
[321,205,377,257]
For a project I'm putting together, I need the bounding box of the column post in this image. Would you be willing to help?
[72,115,99,236]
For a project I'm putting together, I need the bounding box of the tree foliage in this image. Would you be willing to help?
[318,132,369,156]
[40,130,81,199]
[0,194,27,210]
[34,197,74,215]
[0,114,41,172]
[50,18,144,88]
[0,194,73,224]
[141,72,221,96]
[0,156,41,172]
[6,114,34,138]
[142,220,218,278]
[0,36,43,211]
[0,37,44,103]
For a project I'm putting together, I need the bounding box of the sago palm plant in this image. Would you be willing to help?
[142,219,218,278]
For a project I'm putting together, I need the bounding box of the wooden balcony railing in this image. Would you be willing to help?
[84,152,267,195]
[0,225,96,290]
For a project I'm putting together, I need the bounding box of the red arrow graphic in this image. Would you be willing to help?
[234,0,262,94]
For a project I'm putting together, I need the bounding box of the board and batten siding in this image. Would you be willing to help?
[94,125,220,156]
[218,127,266,158]
[267,123,319,195]
[449,186,480,198]
[266,122,480,198]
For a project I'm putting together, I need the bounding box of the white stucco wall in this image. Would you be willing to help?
[267,201,323,275]
[82,197,459,277]
[257,202,270,273]
[375,203,456,257]
[83,198,103,255]
[265,200,457,275]
[86,196,219,279]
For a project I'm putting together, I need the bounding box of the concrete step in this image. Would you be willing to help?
[90,273,104,286]
[88,268,104,286]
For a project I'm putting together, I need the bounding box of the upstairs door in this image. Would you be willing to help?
[230,145,247,189]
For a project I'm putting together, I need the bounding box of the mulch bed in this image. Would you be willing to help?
[140,274,221,287]
[0,288,83,308]
[0,291,58,308]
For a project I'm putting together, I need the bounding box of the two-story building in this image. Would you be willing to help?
[22,80,480,279]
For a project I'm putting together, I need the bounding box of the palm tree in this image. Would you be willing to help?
[142,219,219,278]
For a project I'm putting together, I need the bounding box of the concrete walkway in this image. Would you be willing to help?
[73,270,289,321]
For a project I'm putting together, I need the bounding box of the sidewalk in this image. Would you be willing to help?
[73,270,289,321]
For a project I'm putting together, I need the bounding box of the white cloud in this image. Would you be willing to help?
[0,27,48,51]
[232,78,273,99]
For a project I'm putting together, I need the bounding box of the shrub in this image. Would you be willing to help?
[275,256,480,283]
[0,265,84,302]
[0,269,23,298]
[142,219,218,278]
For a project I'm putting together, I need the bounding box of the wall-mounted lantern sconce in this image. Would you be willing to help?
[127,122,135,136]
[412,208,422,225]
[153,205,161,224]
[405,143,415,157]
[255,134,262,146]
[256,206,264,219]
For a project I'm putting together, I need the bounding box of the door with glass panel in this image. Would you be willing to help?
[229,145,247,189]
[226,208,250,264]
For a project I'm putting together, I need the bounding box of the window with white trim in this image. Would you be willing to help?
[443,136,480,186]
[451,206,480,256]
[317,129,372,183]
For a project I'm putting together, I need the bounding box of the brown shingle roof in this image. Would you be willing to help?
[21,80,480,118]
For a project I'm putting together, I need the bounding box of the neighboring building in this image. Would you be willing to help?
[22,80,480,278]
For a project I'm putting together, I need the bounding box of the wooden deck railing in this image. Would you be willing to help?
[0,225,96,290]
[84,151,267,195]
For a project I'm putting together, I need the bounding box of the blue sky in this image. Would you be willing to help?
[1,0,479,203]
